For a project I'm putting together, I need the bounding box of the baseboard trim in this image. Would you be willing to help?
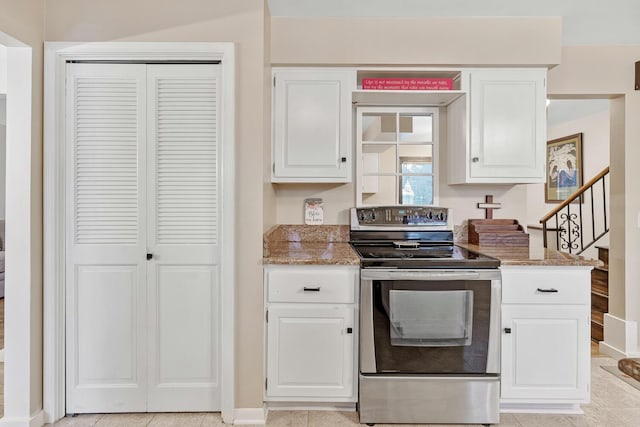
[267,402,356,411]
[500,403,583,415]
[233,407,267,425]
[0,410,46,427]
[602,314,640,358]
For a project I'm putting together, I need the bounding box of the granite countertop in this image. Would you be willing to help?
[263,225,601,267]
[263,224,360,266]
[457,242,603,267]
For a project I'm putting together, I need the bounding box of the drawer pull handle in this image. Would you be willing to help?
[537,288,559,293]
[303,286,321,292]
[504,327,512,334]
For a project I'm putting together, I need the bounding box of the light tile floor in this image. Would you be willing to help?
[46,352,640,426]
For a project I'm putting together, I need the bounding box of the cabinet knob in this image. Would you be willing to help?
[347,327,353,334]
[472,157,479,163]
[341,157,347,163]
[504,327,512,334]
[146,253,153,260]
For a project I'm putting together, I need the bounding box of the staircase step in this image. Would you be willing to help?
[591,309,604,324]
[592,268,609,283]
[592,292,609,313]
[592,280,609,296]
[596,246,609,265]
[591,321,604,342]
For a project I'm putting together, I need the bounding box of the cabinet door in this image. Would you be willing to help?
[273,70,353,182]
[469,69,546,182]
[266,305,355,399]
[501,305,590,401]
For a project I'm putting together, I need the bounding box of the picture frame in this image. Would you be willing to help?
[545,133,583,203]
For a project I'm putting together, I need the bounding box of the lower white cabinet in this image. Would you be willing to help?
[500,266,592,412]
[264,265,359,402]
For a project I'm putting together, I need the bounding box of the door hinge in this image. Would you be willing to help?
[265,378,268,390]
[273,76,276,87]
[266,310,268,323]
[272,163,275,174]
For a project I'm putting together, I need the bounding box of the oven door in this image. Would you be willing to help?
[360,269,501,375]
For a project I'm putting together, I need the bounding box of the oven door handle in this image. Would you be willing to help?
[361,269,493,281]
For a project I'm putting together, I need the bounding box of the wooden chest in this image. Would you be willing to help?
[468,219,530,247]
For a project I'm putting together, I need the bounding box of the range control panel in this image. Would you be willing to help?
[352,206,449,227]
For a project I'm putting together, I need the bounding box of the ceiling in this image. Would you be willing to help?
[267,0,640,45]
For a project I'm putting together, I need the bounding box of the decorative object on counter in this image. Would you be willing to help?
[618,358,640,382]
[468,219,530,247]
[304,198,324,225]
[477,194,501,219]
[546,133,583,203]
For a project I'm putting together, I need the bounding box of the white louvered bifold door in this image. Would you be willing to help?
[66,63,222,413]
[66,63,148,413]
[146,64,221,411]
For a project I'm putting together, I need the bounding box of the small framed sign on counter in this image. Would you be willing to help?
[304,198,324,225]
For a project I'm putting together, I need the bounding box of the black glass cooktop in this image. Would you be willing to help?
[350,242,500,269]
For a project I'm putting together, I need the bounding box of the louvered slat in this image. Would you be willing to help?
[74,78,139,244]
[155,78,218,244]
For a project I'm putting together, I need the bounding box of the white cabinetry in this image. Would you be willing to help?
[272,69,355,182]
[449,68,547,184]
[264,265,359,402]
[500,266,591,413]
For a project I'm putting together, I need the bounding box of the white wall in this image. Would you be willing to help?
[526,101,610,259]
[0,94,6,219]
[0,45,6,93]
[268,0,640,45]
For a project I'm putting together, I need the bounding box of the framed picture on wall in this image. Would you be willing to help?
[545,133,583,203]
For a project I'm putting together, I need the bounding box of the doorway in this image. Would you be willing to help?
[65,62,222,413]
[44,42,236,423]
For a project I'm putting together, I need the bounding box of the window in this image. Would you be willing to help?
[356,107,438,206]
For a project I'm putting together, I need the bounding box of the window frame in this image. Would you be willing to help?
[356,106,439,207]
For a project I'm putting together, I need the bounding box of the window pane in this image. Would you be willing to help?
[401,175,433,205]
[362,176,398,205]
[362,144,397,174]
[362,113,396,142]
[398,144,432,159]
[402,161,432,174]
[399,114,433,143]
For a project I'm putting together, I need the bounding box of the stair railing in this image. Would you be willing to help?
[540,166,609,255]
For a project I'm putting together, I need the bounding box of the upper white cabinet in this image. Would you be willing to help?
[272,69,355,183]
[449,68,547,184]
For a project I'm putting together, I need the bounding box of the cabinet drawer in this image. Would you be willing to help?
[501,267,590,305]
[267,267,356,303]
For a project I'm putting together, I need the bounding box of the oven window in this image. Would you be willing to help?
[387,288,473,347]
[372,279,492,374]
